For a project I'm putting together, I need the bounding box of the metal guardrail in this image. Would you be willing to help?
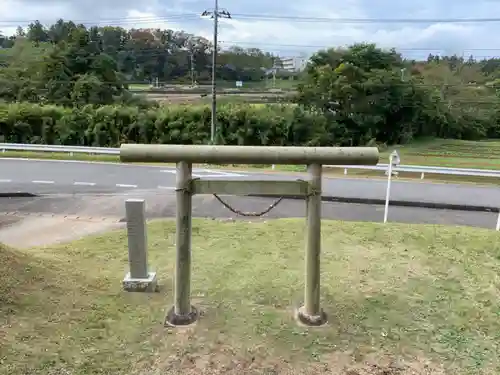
[0,143,499,178]
[326,164,500,178]
[0,143,119,155]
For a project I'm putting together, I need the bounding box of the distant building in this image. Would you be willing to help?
[279,56,308,72]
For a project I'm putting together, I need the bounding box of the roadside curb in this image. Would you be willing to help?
[0,191,495,214]
[248,194,499,213]
[0,192,38,198]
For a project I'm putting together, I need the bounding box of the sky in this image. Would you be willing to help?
[1,0,500,59]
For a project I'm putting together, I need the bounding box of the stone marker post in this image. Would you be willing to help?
[122,199,157,292]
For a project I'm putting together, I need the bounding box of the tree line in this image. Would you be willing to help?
[298,44,500,144]
[0,19,284,86]
[2,18,500,145]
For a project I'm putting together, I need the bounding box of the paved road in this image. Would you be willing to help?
[1,158,499,207]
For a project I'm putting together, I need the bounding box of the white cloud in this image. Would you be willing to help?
[1,0,500,59]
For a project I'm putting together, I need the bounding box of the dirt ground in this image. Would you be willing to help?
[0,212,124,248]
[143,92,289,104]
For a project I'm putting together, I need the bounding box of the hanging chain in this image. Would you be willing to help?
[174,178,315,217]
[212,193,285,217]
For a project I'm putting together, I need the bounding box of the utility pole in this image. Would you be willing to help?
[183,39,196,87]
[202,1,231,144]
[190,53,195,86]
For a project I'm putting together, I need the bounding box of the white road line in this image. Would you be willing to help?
[157,186,175,190]
[32,180,54,184]
[73,181,96,186]
[197,168,246,177]
[192,174,246,178]
[0,179,12,182]
[161,169,246,177]
[116,183,138,188]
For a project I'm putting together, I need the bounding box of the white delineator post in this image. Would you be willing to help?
[496,210,500,231]
[122,199,157,292]
[383,150,400,224]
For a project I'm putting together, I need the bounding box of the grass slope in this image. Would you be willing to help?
[1,219,500,374]
[381,138,500,169]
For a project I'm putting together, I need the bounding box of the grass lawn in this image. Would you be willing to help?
[127,83,151,91]
[1,219,500,374]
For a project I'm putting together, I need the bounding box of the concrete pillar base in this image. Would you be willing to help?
[122,272,158,293]
[295,306,328,327]
[164,305,199,327]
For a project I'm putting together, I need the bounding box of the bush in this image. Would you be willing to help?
[0,103,337,147]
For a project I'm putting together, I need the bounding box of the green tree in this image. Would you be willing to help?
[297,44,447,145]
[27,20,49,44]
[41,47,73,105]
[71,74,107,104]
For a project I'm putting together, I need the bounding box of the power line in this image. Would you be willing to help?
[1,47,500,64]
[2,14,500,60]
[229,13,500,24]
[3,40,500,54]
[2,16,500,58]
[0,14,201,26]
[218,41,500,52]
[4,32,500,60]
[5,13,500,27]
[1,44,499,61]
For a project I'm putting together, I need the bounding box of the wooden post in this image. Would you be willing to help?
[165,161,198,326]
[297,164,327,326]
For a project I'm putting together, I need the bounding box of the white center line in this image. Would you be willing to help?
[116,184,138,188]
[0,179,12,183]
[74,182,96,186]
[32,180,54,184]
[157,186,175,190]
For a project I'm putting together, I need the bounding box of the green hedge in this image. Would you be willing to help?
[0,102,330,147]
